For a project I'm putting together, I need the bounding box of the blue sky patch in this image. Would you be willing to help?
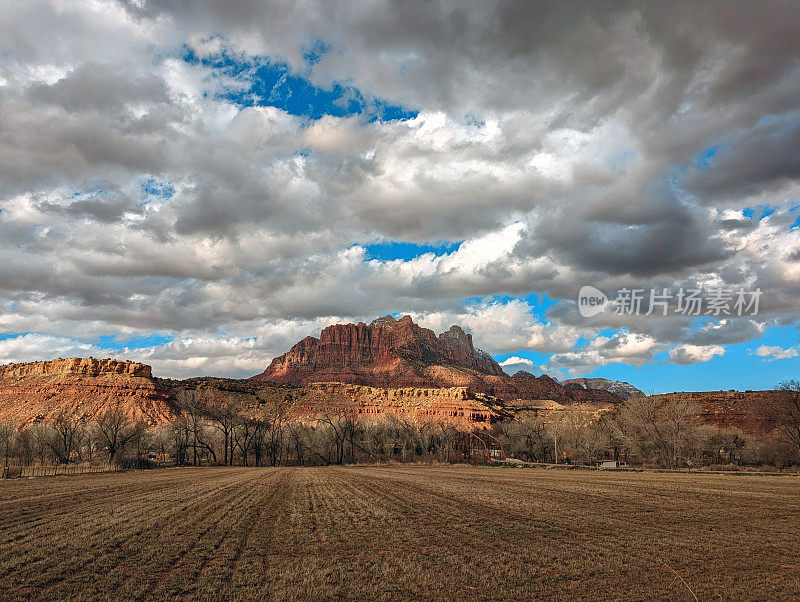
[742,204,776,220]
[696,145,719,167]
[140,178,175,204]
[97,333,174,350]
[183,45,417,122]
[364,240,459,261]
[582,324,800,392]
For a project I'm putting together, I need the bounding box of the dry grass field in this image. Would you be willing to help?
[0,466,798,600]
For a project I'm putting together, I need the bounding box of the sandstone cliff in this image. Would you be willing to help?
[651,390,792,435]
[289,382,512,429]
[254,316,625,404]
[0,357,152,378]
[257,315,504,385]
[0,356,512,430]
[159,378,511,429]
[0,358,177,426]
[0,358,779,434]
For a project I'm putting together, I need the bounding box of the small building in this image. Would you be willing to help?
[596,460,619,468]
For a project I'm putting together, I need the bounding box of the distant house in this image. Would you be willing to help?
[595,460,619,468]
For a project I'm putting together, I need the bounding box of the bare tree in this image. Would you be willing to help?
[207,397,240,466]
[285,422,310,465]
[0,422,16,472]
[500,413,552,462]
[47,410,85,464]
[262,396,289,466]
[151,424,173,466]
[30,424,50,464]
[437,423,458,463]
[314,404,375,465]
[578,421,610,465]
[767,380,800,457]
[690,425,743,466]
[233,416,259,466]
[129,420,151,466]
[93,407,138,463]
[612,395,699,467]
[547,408,588,464]
[172,419,190,466]
[318,408,350,465]
[16,427,36,466]
[183,400,215,466]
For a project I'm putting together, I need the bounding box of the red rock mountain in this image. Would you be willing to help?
[0,357,513,430]
[258,315,503,383]
[254,315,621,403]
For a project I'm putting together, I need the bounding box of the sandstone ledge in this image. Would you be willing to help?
[0,358,152,379]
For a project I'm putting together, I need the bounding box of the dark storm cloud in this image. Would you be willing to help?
[681,117,800,202]
[37,195,142,223]
[514,199,730,279]
[689,319,766,347]
[27,63,170,113]
[0,91,175,196]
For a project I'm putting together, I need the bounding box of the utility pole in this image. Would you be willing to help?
[554,432,558,464]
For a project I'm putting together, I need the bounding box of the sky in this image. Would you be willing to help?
[1,1,799,392]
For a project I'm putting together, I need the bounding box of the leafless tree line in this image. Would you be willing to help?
[0,398,460,473]
[498,384,800,469]
[168,392,463,467]
[2,380,798,473]
[0,407,151,475]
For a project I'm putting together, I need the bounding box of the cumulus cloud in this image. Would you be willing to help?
[413,299,585,355]
[498,356,544,377]
[668,344,726,365]
[547,331,662,375]
[0,334,102,365]
[753,345,799,361]
[0,1,799,378]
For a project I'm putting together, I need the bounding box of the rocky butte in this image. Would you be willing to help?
[0,318,630,429]
[258,315,503,383]
[0,358,178,426]
[289,383,513,429]
[254,315,622,404]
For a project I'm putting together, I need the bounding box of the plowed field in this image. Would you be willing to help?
[1,466,798,599]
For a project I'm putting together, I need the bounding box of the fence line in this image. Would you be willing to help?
[2,462,125,479]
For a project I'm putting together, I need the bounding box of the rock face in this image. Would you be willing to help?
[255,316,627,405]
[258,315,505,386]
[1,357,776,434]
[562,377,644,399]
[0,357,152,379]
[0,358,177,426]
[292,382,512,429]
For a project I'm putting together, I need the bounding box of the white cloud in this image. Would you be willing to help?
[754,345,799,361]
[0,334,103,365]
[500,356,533,368]
[547,331,662,375]
[668,344,725,365]
[498,355,544,377]
[413,299,586,355]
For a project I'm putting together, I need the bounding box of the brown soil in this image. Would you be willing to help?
[0,466,797,599]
